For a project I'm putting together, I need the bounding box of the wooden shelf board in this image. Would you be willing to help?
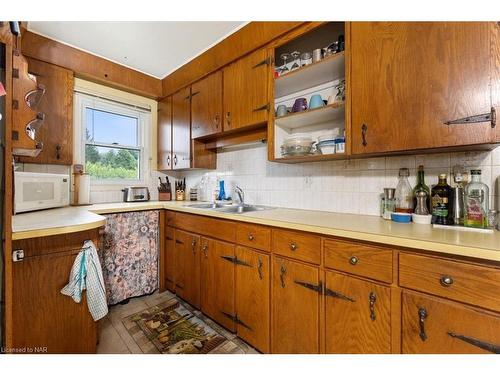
[274,52,345,98]
[273,152,348,164]
[275,102,345,129]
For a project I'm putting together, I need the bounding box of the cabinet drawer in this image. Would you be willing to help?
[402,291,500,354]
[324,239,393,283]
[174,212,236,242]
[399,253,500,312]
[272,229,321,265]
[236,223,271,252]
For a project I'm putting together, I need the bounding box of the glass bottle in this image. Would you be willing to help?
[464,169,489,228]
[395,168,413,213]
[431,174,452,225]
[413,165,430,212]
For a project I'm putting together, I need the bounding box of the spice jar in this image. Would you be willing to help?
[300,52,312,66]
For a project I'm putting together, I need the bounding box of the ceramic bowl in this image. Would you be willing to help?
[391,212,412,223]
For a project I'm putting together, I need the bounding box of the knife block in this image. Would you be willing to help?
[158,191,172,201]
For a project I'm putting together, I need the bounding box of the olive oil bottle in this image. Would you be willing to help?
[431,174,452,225]
[464,169,489,228]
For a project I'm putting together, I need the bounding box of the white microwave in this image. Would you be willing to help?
[14,171,70,214]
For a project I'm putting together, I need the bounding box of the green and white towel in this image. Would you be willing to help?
[61,240,108,321]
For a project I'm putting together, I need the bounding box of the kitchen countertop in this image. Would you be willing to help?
[12,201,500,262]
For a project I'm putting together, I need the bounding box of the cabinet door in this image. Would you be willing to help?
[351,22,495,154]
[12,250,96,353]
[164,226,175,291]
[191,71,222,138]
[235,246,270,353]
[272,256,320,353]
[325,271,391,353]
[402,291,500,354]
[174,229,200,307]
[172,87,191,169]
[20,58,74,164]
[157,96,172,170]
[200,238,235,331]
[223,48,270,131]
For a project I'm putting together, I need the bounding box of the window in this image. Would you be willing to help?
[85,108,140,180]
[74,91,151,185]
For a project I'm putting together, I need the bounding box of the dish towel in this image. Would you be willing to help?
[61,240,108,321]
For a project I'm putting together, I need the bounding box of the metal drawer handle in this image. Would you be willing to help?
[280,264,286,288]
[349,256,358,265]
[361,123,368,146]
[191,239,197,253]
[248,233,254,241]
[369,292,376,321]
[447,332,500,354]
[290,243,298,251]
[418,307,428,342]
[257,257,263,280]
[440,275,454,287]
[202,245,208,258]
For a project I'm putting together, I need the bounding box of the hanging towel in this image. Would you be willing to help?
[61,240,108,321]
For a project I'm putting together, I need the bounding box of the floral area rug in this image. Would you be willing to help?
[122,297,230,354]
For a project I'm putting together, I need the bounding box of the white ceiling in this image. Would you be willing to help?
[27,21,246,79]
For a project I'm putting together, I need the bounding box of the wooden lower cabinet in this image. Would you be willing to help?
[402,291,500,354]
[235,246,270,353]
[174,229,201,308]
[164,226,175,291]
[200,238,236,332]
[11,229,99,353]
[272,256,320,353]
[325,271,391,353]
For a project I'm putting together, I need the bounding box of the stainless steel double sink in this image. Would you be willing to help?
[184,202,274,214]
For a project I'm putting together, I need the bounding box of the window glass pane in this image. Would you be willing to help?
[85,108,138,146]
[85,145,139,180]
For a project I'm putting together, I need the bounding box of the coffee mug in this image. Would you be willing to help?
[309,94,325,109]
[292,98,308,112]
[276,104,288,117]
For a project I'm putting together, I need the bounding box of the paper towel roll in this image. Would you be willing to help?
[78,173,90,205]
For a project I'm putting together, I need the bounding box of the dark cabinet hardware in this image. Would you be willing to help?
[257,257,263,280]
[213,114,220,129]
[56,144,61,160]
[294,280,322,294]
[221,311,253,331]
[165,236,173,241]
[175,239,183,244]
[361,123,368,146]
[225,111,231,127]
[279,264,286,288]
[440,275,454,287]
[349,256,358,265]
[220,255,251,266]
[202,245,208,258]
[418,307,428,342]
[248,233,254,241]
[166,154,170,167]
[190,91,200,98]
[444,107,496,128]
[324,287,355,302]
[447,332,500,354]
[253,103,270,112]
[289,242,298,251]
[175,283,183,289]
[252,57,271,69]
[173,154,178,166]
[369,292,376,321]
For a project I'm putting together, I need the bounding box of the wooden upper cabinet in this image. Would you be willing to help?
[402,291,500,354]
[19,58,74,165]
[325,271,391,354]
[157,96,172,170]
[223,48,270,131]
[351,22,498,155]
[172,87,192,169]
[191,71,223,138]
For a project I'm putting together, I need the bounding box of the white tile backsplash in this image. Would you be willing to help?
[169,145,500,216]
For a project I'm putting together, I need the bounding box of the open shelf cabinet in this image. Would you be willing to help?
[268,22,349,163]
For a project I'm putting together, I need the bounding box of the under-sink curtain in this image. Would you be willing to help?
[100,210,159,305]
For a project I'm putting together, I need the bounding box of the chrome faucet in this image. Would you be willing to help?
[235,186,245,206]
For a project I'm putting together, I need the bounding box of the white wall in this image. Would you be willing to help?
[171,144,500,216]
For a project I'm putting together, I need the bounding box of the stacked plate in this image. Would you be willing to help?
[316,130,339,155]
[281,133,314,157]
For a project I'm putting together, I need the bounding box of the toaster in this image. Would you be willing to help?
[122,186,150,202]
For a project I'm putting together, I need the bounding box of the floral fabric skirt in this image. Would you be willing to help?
[101,210,159,305]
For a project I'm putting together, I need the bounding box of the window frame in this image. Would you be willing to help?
[74,92,151,187]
